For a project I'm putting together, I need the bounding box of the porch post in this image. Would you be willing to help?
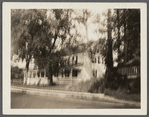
[31,70,33,78]
[36,70,38,78]
[23,71,26,85]
[40,71,41,78]
[70,68,72,85]
[63,69,65,79]
[44,70,46,78]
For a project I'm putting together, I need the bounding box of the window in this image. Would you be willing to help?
[93,69,97,77]
[54,71,59,77]
[33,72,36,78]
[98,56,100,64]
[102,57,104,64]
[72,69,78,77]
[62,70,64,77]
[65,69,70,77]
[41,71,44,77]
[56,72,59,77]
[72,56,74,64]
[93,69,95,76]
[37,71,40,77]
[75,56,78,64]
[65,60,67,66]
[46,71,48,77]
[92,58,94,63]
[68,57,70,65]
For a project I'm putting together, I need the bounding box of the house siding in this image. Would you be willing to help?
[53,52,106,84]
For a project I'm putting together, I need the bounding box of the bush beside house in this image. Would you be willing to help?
[11,66,24,84]
[88,70,140,102]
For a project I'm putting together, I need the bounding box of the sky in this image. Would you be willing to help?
[88,8,108,40]
[47,8,108,43]
[76,8,108,42]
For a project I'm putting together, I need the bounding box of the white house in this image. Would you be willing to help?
[53,51,106,84]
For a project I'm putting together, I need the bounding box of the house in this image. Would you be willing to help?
[53,51,106,84]
[20,39,107,85]
[92,53,106,78]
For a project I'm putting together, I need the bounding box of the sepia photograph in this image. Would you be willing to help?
[3,2,147,115]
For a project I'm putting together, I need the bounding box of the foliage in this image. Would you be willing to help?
[11,9,48,72]
[11,9,75,85]
[74,9,91,45]
[11,66,23,74]
[93,9,140,68]
[104,88,140,102]
[90,9,141,96]
[112,9,140,65]
[88,78,105,93]
[104,67,129,90]
[65,77,98,92]
[11,66,24,79]
[128,76,140,94]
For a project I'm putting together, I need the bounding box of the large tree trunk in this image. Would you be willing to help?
[105,9,113,84]
[26,60,30,72]
[23,58,30,85]
[106,9,113,70]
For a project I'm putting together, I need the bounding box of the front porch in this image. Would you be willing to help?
[23,69,49,86]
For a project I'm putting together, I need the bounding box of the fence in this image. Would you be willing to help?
[117,66,140,78]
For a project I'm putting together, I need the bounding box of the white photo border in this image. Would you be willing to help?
[3,2,147,115]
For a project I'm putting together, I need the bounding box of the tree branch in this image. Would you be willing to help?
[49,30,58,53]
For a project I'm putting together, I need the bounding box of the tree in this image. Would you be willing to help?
[106,9,113,70]
[73,9,91,46]
[11,9,49,84]
[92,9,114,70]
[112,9,140,66]
[11,9,71,85]
[34,9,74,85]
[93,9,140,68]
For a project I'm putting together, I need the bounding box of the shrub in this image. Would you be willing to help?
[104,69,128,90]
[65,77,98,92]
[11,66,24,79]
[129,76,140,94]
[12,78,23,85]
[18,74,24,79]
[105,68,139,94]
[104,88,140,102]
[88,78,105,93]
[11,72,15,79]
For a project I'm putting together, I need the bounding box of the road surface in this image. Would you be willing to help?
[11,92,139,109]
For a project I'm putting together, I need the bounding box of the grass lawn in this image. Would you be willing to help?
[11,83,68,91]
[104,88,140,102]
[11,79,140,102]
